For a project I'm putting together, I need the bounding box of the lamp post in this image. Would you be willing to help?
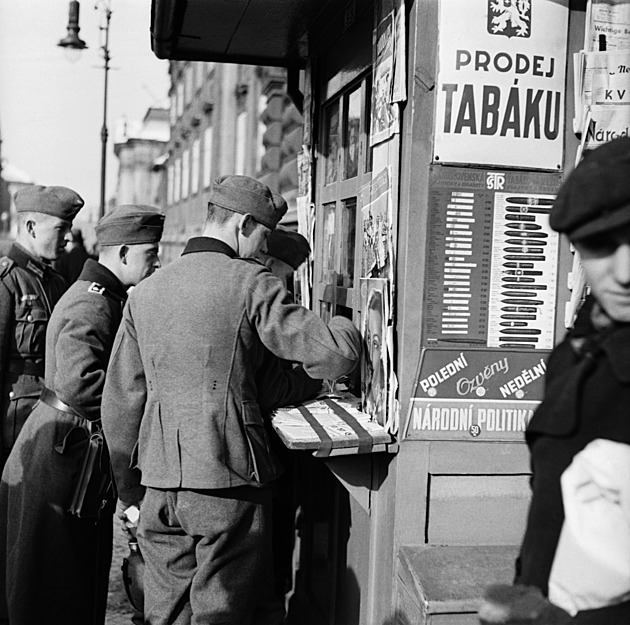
[58,0,112,219]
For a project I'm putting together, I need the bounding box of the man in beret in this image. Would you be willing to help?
[480,138,630,625]
[0,184,84,471]
[0,204,164,625]
[102,175,361,625]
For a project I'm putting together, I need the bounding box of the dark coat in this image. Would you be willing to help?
[0,259,127,625]
[102,237,361,504]
[516,319,630,623]
[0,243,67,465]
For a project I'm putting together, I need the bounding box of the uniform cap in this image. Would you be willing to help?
[96,205,165,246]
[15,185,84,221]
[208,175,287,230]
[266,227,311,269]
[550,137,630,241]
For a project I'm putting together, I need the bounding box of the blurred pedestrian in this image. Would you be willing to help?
[0,185,83,470]
[480,138,630,624]
[102,175,361,625]
[0,205,164,625]
[53,227,94,286]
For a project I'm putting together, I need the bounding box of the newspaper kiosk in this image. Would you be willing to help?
[149,0,627,622]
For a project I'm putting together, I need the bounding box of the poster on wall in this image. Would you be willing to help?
[424,166,562,349]
[404,348,546,441]
[434,0,569,170]
[370,11,400,146]
[585,0,630,51]
[360,168,394,278]
[573,49,630,134]
[360,278,391,430]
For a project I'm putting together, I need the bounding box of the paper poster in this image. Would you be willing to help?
[361,278,391,429]
[392,0,407,103]
[586,0,630,52]
[434,0,569,170]
[370,12,400,146]
[404,347,548,441]
[424,166,562,348]
[583,104,630,149]
[360,168,393,278]
[574,49,630,132]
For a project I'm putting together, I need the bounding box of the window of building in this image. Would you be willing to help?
[191,138,200,195]
[176,81,184,118]
[182,149,190,199]
[174,157,181,203]
[167,163,174,206]
[170,92,177,126]
[185,64,194,106]
[203,126,213,189]
[257,94,267,175]
[235,110,247,175]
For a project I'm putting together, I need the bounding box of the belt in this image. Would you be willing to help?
[8,360,45,378]
[40,387,79,417]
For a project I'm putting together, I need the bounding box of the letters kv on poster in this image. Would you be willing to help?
[434,0,569,170]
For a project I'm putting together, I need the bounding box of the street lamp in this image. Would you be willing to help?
[58,0,112,219]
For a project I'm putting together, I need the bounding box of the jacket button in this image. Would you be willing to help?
[26,314,33,322]
[8,391,15,399]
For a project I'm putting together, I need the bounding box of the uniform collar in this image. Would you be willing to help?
[181,237,237,258]
[78,258,128,301]
[9,242,50,279]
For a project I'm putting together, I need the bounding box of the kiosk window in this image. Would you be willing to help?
[315,74,372,328]
[324,100,341,186]
[344,87,361,180]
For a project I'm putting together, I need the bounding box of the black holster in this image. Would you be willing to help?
[68,425,115,519]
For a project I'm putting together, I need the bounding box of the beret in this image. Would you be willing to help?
[266,227,311,269]
[208,175,287,230]
[15,185,84,221]
[550,137,630,241]
[96,204,165,246]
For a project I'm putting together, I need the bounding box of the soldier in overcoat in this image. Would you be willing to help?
[0,185,83,470]
[102,175,361,625]
[0,205,164,625]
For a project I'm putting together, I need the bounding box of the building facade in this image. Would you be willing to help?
[160,61,302,263]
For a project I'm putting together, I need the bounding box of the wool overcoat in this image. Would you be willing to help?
[102,237,361,504]
[0,259,127,625]
[516,319,630,623]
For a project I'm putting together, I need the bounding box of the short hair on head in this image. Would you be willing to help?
[206,202,237,225]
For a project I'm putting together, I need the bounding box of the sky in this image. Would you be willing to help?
[0,0,171,221]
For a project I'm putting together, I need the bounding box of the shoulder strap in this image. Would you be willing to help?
[0,256,15,280]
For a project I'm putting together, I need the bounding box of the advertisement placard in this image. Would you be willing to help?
[434,0,569,170]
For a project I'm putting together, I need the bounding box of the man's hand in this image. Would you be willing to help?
[116,498,140,536]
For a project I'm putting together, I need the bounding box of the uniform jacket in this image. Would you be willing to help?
[45,258,127,418]
[516,318,630,614]
[0,243,67,454]
[102,237,361,503]
[0,259,126,625]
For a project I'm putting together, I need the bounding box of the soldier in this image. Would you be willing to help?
[0,205,164,625]
[0,184,84,470]
[102,175,361,625]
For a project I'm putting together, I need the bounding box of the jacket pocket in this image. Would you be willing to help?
[241,400,282,484]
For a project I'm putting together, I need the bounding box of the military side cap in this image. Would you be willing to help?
[96,204,165,246]
[15,185,84,221]
[550,137,630,241]
[209,175,288,229]
[266,227,311,269]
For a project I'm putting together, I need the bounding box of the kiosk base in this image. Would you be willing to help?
[395,544,520,625]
